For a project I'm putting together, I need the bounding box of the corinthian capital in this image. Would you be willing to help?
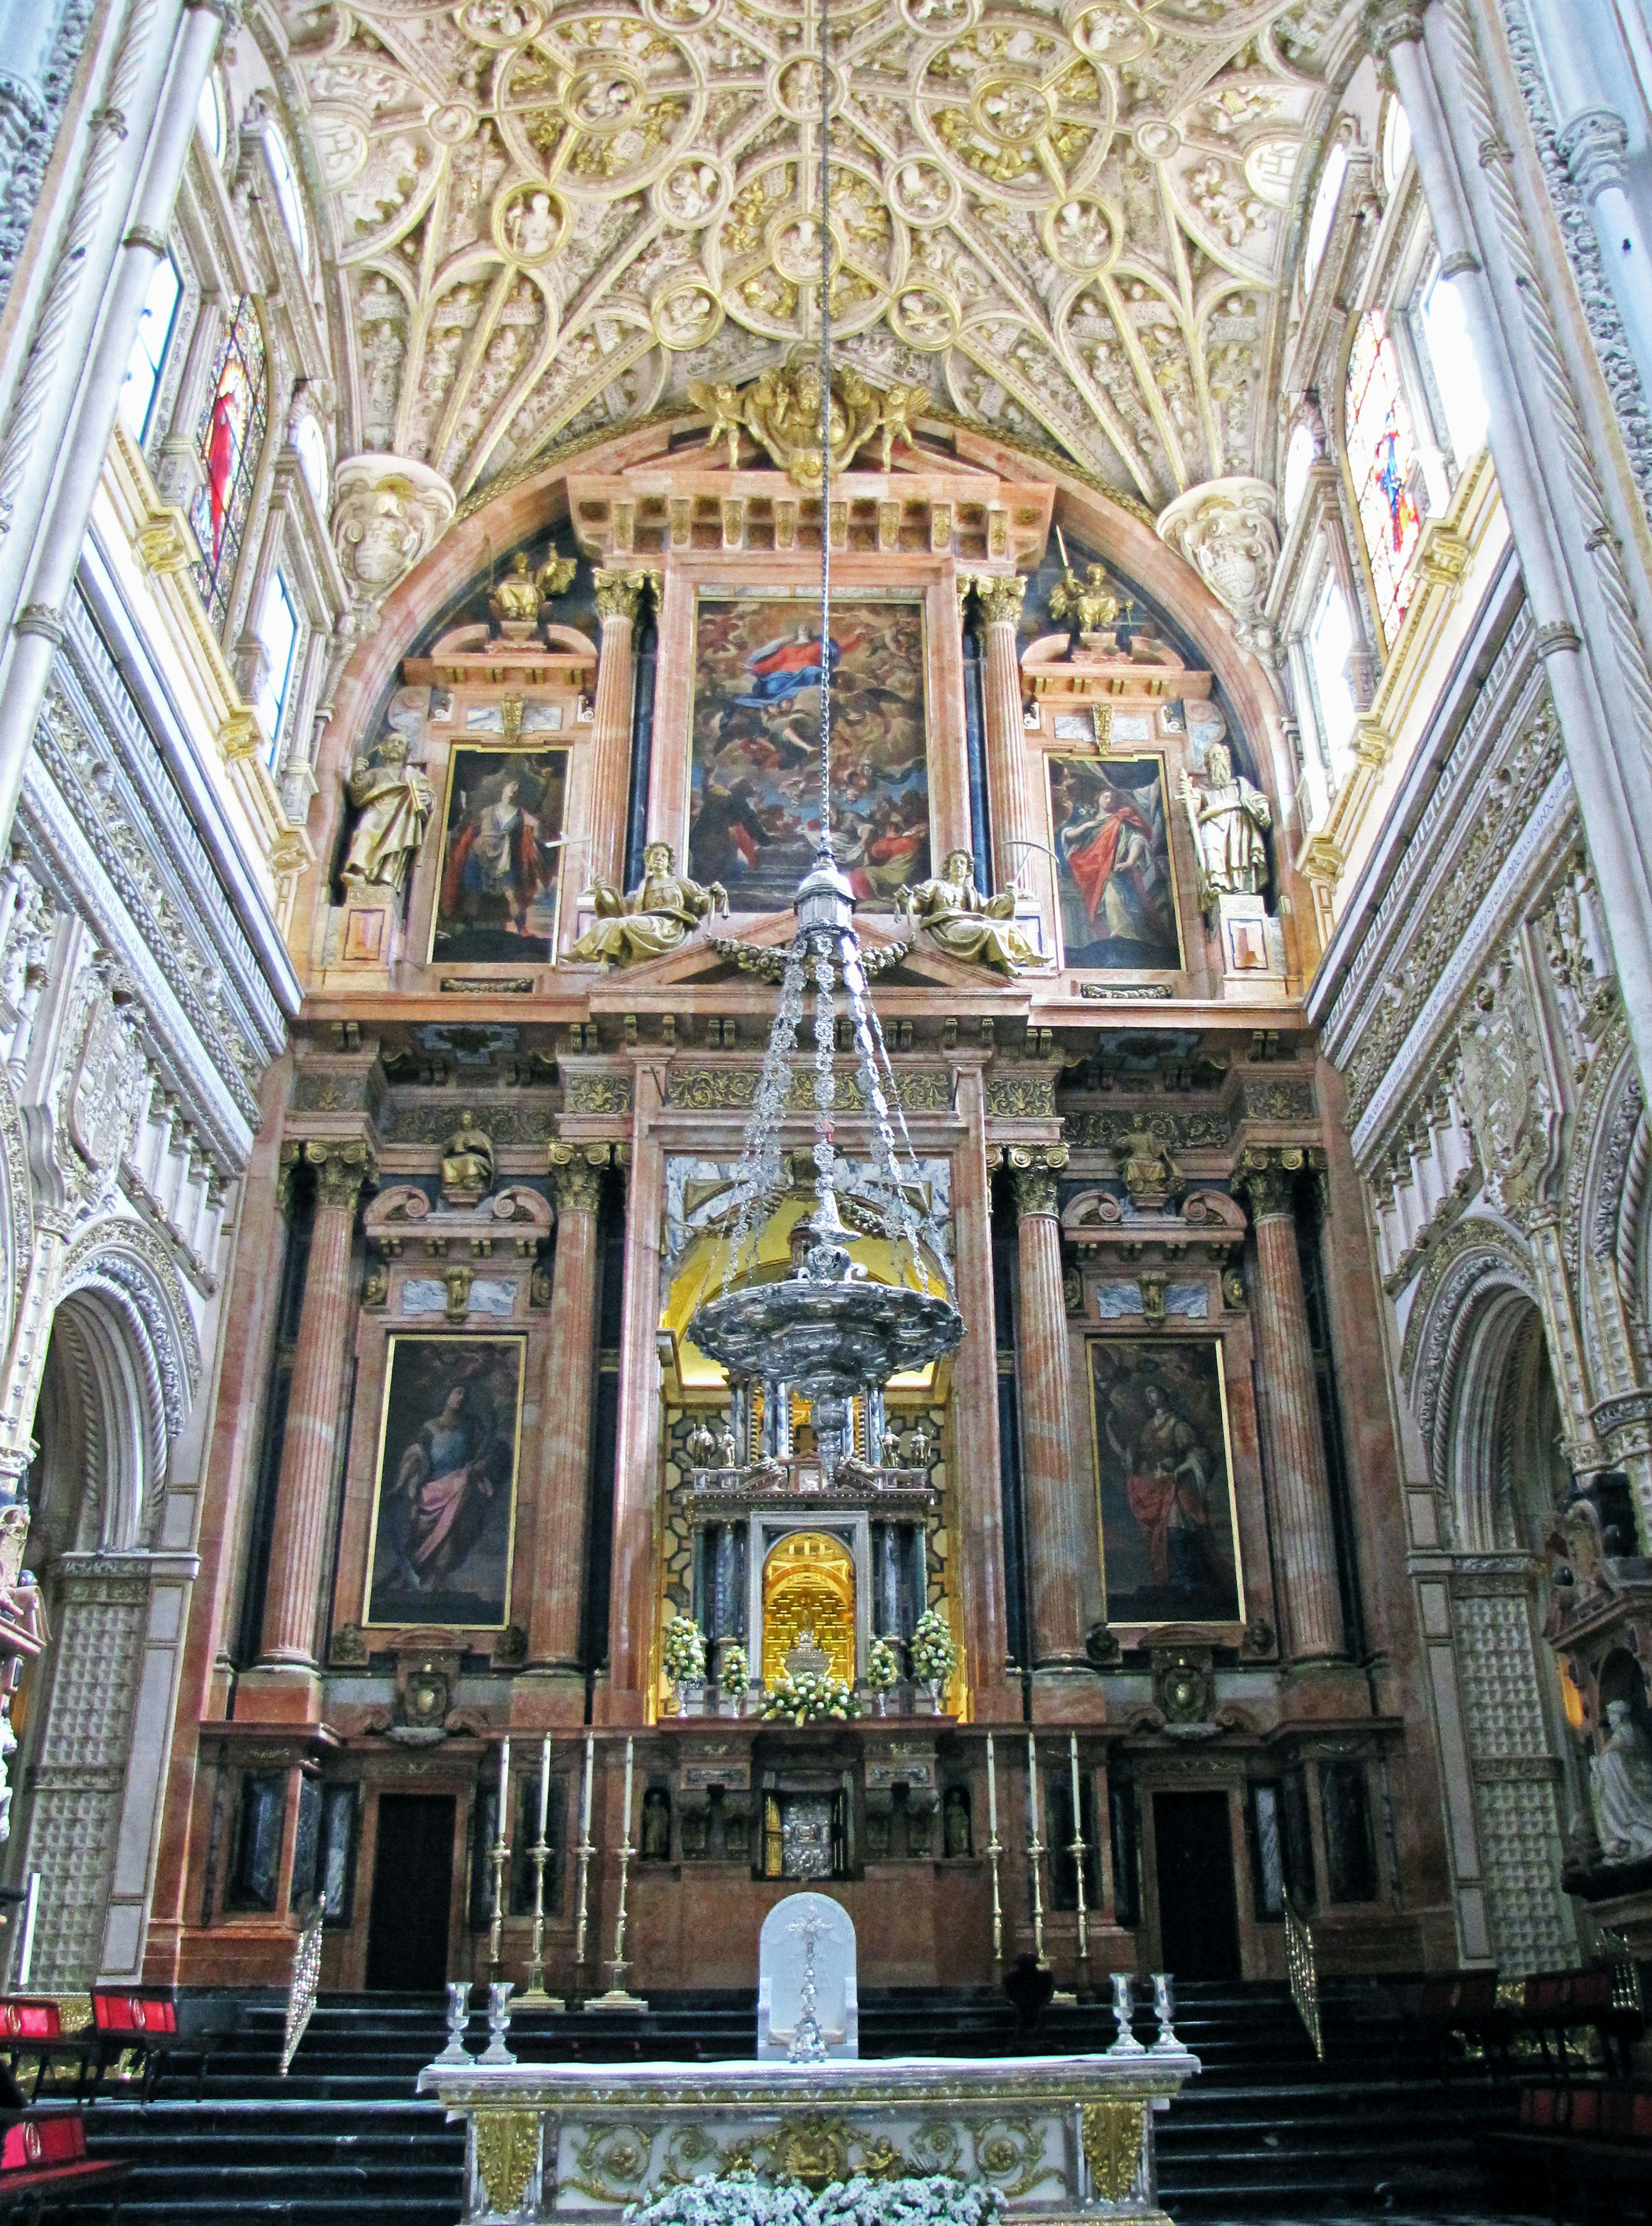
[1363,0,1429,63]
[970,574,1028,628]
[1234,1145,1318,1222]
[593,567,660,624]
[281,1135,378,1215]
[1009,1142,1068,1222]
[549,1139,609,1214]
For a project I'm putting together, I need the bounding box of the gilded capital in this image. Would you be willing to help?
[1234,1147,1305,1222]
[971,574,1027,628]
[593,567,659,624]
[283,1135,378,1215]
[1009,1142,1068,1221]
[549,1139,609,1214]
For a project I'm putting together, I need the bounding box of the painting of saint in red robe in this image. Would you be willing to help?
[365,1337,523,1629]
[1048,755,1183,971]
[1088,1339,1243,1628]
[430,747,568,965]
[689,595,928,910]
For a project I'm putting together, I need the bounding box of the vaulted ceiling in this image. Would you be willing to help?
[287,0,1344,512]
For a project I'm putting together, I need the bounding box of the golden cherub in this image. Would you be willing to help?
[688,378,746,468]
[535,554,577,601]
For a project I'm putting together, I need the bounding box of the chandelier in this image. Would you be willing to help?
[686,0,963,1471]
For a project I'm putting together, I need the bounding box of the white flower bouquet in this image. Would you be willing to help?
[760,1668,860,1724]
[909,1607,957,1691]
[663,1614,708,1686]
[719,1641,749,1690]
[866,1636,900,1691]
[625,2172,1005,2226]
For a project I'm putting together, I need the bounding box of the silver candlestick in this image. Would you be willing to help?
[436,1982,472,2065]
[786,1908,830,2063]
[1151,1972,1180,2052]
[1108,1971,1145,2055]
[482,1980,515,2065]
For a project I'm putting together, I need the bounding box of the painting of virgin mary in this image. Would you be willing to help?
[365,1336,523,1628]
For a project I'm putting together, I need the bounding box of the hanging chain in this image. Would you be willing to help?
[817,0,832,850]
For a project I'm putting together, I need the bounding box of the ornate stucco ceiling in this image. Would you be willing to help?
[284,0,1343,511]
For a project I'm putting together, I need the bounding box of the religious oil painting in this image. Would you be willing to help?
[428,746,569,966]
[689,594,929,911]
[364,1335,524,1629]
[1048,753,1184,972]
[1088,1338,1245,1628]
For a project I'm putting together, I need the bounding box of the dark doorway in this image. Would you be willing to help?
[366,1794,456,1991]
[1153,1790,1241,1981]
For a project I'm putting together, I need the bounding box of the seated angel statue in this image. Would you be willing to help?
[567,842,727,968]
[898,850,1041,975]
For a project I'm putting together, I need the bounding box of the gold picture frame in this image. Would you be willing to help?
[427,743,570,968]
[1046,749,1186,973]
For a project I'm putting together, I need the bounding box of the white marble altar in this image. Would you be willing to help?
[419,2047,1202,2226]
[758,1891,858,2061]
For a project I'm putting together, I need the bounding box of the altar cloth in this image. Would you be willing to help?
[420,2045,1201,2226]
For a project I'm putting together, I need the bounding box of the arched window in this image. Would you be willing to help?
[118,254,181,443]
[1421,265,1491,466]
[1302,141,1347,293]
[190,297,268,632]
[197,73,224,162]
[1346,308,1421,645]
[1282,420,1316,527]
[1381,97,1412,197]
[263,125,309,270]
[295,413,328,509]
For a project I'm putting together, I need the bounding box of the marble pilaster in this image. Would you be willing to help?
[950,1067,1015,1720]
[1237,1150,1344,1662]
[602,1080,661,1720]
[258,1138,375,1672]
[975,576,1037,879]
[527,1144,607,1676]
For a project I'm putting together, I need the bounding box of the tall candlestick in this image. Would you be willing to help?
[586,1734,646,2010]
[521,1734,561,2008]
[575,1732,595,1972]
[1026,1732,1046,1967]
[488,1738,511,1973]
[1069,1731,1090,1966]
[537,1733,551,1837]
[985,1733,1003,1966]
[621,1734,634,1847]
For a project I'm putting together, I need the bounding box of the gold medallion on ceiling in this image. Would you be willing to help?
[492,179,568,263]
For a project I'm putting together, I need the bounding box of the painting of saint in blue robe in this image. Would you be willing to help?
[1048,753,1183,972]
[690,596,929,911]
[365,1337,523,1628]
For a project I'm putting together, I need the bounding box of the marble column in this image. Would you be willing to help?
[587,570,651,889]
[604,1085,661,1720]
[1237,1150,1344,1662]
[259,1138,375,1668]
[949,1067,1015,1720]
[528,1143,607,1668]
[974,576,1037,879]
[1010,1144,1093,1667]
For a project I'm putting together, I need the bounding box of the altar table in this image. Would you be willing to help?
[419,2047,1202,2226]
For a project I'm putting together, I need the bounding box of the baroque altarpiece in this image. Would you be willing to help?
[149,407,1454,1997]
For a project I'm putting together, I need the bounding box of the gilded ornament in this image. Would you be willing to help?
[441,1110,496,1200]
[984,1073,1056,1118]
[475,2109,540,2214]
[489,550,543,627]
[1049,558,1119,638]
[568,843,727,969]
[564,1073,635,1116]
[593,568,659,624]
[898,851,1043,974]
[1079,2100,1144,2202]
[688,362,927,487]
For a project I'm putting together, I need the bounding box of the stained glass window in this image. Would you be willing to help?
[190,297,267,633]
[1346,308,1421,645]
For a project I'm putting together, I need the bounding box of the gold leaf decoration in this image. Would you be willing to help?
[475,2109,540,2214]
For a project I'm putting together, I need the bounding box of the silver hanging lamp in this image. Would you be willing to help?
[686,0,962,1470]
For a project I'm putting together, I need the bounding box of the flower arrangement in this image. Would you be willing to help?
[625,2172,1005,2226]
[663,1613,708,1687]
[909,1607,958,1691]
[866,1636,899,1692]
[719,1641,749,1690]
[761,1669,860,1724]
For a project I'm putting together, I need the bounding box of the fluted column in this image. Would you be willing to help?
[604,1086,661,1720]
[259,1138,375,1668]
[528,1143,607,1667]
[974,576,1036,863]
[1236,1150,1344,1661]
[587,570,652,888]
[1010,1144,1094,1667]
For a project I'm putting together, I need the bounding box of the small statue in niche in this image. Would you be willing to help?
[897,851,1042,975]
[1589,1698,1652,1862]
[907,1418,933,1468]
[880,1423,903,1469]
[567,843,727,968]
[1180,743,1272,910]
[489,551,542,629]
[943,1786,972,1859]
[685,1416,718,1471]
[717,1421,739,1469]
[441,1110,496,1201]
[641,1786,672,1862]
[341,731,435,897]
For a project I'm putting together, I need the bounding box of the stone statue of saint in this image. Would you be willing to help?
[489,551,541,627]
[1590,1698,1652,1862]
[441,1111,496,1199]
[898,851,1041,974]
[685,1416,718,1470]
[567,842,727,968]
[880,1423,903,1469]
[341,733,435,896]
[1181,743,1272,906]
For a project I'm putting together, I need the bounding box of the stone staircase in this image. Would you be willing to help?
[59,1981,1510,2224]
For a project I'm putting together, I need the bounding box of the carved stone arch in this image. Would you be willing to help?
[35,1285,161,1554]
[0,1060,31,1347]
[1568,1038,1648,1388]
[59,1218,202,1442]
[1402,1216,1539,1520]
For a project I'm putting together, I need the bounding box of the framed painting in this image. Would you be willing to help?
[428,746,569,966]
[364,1335,524,1629]
[1047,752,1184,971]
[1086,1337,1245,1628]
[688,593,929,910]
